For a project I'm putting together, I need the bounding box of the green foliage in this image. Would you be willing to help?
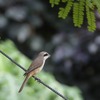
[58,0,73,19]
[73,0,85,27]
[50,0,60,7]
[93,0,100,13]
[86,0,96,32]
[49,0,100,32]
[62,0,68,3]
[0,40,83,100]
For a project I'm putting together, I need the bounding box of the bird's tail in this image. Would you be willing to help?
[18,74,31,93]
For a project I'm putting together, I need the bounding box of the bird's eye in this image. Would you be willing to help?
[44,53,48,56]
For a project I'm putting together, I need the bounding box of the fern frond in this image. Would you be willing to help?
[62,0,68,3]
[92,0,100,13]
[86,0,96,32]
[73,0,85,27]
[50,0,60,7]
[86,0,94,10]
[58,0,73,19]
[49,0,98,32]
[73,3,79,26]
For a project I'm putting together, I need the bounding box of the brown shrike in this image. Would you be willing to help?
[18,51,50,93]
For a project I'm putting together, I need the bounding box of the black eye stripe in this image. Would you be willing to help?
[44,53,48,56]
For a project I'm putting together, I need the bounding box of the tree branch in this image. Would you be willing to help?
[0,50,68,100]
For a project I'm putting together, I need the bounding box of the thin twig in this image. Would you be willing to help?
[0,50,68,100]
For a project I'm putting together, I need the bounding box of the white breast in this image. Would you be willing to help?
[39,59,45,71]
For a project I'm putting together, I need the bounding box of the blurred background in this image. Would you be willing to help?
[0,0,100,100]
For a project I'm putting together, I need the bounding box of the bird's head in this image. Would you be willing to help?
[39,51,50,60]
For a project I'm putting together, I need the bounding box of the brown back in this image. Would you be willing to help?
[25,56,43,74]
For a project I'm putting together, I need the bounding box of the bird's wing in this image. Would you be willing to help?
[25,57,43,74]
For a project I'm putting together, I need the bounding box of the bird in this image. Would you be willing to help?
[18,51,50,93]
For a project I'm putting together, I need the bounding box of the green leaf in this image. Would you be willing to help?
[58,0,73,19]
[73,0,85,27]
[62,0,68,3]
[86,0,96,32]
[93,0,100,13]
[50,0,60,7]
